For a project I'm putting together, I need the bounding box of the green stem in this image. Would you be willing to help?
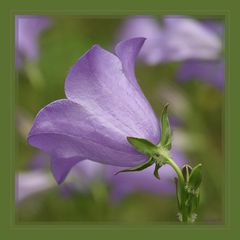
[162,155,192,223]
[164,155,185,186]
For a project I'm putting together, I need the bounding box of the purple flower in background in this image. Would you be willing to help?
[16,148,187,203]
[177,21,225,89]
[118,16,222,64]
[15,15,51,68]
[16,170,54,203]
[28,38,161,184]
[177,59,224,89]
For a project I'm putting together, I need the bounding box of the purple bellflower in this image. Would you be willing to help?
[28,38,161,184]
[118,16,222,64]
[177,21,224,89]
[15,15,50,68]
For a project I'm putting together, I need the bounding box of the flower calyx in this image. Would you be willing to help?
[115,104,172,180]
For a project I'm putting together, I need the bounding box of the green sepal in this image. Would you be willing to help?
[192,191,200,210]
[181,164,192,183]
[174,177,181,209]
[153,163,161,180]
[127,137,157,156]
[159,104,172,150]
[114,157,155,175]
[188,164,202,190]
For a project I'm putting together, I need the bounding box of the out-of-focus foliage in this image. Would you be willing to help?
[16,16,224,223]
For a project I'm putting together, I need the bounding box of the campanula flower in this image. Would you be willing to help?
[177,21,224,89]
[15,15,51,68]
[28,38,161,184]
[118,16,222,64]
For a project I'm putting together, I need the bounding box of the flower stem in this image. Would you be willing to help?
[162,154,194,223]
[164,155,185,186]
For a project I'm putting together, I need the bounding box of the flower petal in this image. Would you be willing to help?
[28,99,148,167]
[51,156,84,184]
[64,43,160,144]
[115,37,145,88]
[163,16,222,61]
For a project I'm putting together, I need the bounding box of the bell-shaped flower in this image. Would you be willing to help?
[28,38,161,184]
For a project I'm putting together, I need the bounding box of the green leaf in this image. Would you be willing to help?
[153,163,161,180]
[127,137,157,156]
[114,157,155,175]
[189,164,202,190]
[160,104,172,150]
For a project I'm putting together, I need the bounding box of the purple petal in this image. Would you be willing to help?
[162,16,222,61]
[51,156,84,184]
[115,37,145,88]
[28,98,153,167]
[201,20,224,38]
[117,16,164,64]
[64,42,160,143]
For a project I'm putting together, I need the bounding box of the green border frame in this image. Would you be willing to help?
[1,0,239,239]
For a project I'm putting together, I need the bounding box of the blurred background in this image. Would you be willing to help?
[15,15,224,223]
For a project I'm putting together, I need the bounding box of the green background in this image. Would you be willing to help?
[0,0,239,239]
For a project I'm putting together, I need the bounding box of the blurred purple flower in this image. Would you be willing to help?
[16,170,54,203]
[28,38,160,184]
[15,15,51,68]
[177,59,224,89]
[177,21,224,89]
[118,16,222,64]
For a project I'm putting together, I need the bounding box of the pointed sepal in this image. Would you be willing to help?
[127,137,158,156]
[153,163,161,180]
[188,163,202,190]
[114,157,154,175]
[181,164,192,183]
[159,104,172,150]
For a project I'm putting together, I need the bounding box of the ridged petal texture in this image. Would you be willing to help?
[28,38,160,183]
